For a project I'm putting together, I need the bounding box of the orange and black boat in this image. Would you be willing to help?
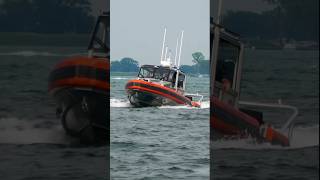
[210,12,297,146]
[125,29,202,108]
[48,13,109,144]
[126,65,201,107]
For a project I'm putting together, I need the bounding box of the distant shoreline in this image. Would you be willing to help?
[0,32,91,47]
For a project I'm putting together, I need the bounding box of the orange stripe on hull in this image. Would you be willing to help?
[127,79,191,102]
[213,97,260,128]
[265,126,290,146]
[54,56,109,70]
[211,116,241,135]
[127,85,185,105]
[49,77,109,91]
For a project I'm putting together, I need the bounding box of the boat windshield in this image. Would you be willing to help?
[138,66,155,78]
[138,66,177,81]
[215,39,238,87]
[88,13,109,57]
[138,66,186,89]
[138,66,170,80]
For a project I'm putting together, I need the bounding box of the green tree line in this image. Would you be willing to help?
[222,0,319,41]
[111,58,140,72]
[0,0,94,33]
[111,52,209,75]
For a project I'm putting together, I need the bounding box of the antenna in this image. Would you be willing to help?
[177,30,184,67]
[174,36,179,66]
[175,30,184,91]
[164,46,168,62]
[168,50,172,65]
[160,28,167,62]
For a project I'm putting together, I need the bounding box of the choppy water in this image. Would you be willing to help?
[0,44,318,180]
[0,46,108,179]
[110,73,210,179]
[211,49,319,180]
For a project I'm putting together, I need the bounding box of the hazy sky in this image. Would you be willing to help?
[111,0,209,65]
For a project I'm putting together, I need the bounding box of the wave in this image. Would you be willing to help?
[110,98,210,109]
[111,77,129,80]
[0,117,78,144]
[289,125,319,148]
[110,98,132,108]
[0,51,86,57]
[211,125,319,150]
[159,100,210,109]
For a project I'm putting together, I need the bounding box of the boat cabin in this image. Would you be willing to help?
[88,12,110,58]
[210,22,244,106]
[138,65,186,91]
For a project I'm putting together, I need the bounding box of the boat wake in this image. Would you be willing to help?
[0,117,78,145]
[110,98,132,108]
[211,125,319,150]
[110,98,210,109]
[159,100,210,109]
[111,77,130,80]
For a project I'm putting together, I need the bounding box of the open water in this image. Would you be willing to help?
[0,43,318,179]
[110,73,210,179]
[0,45,108,180]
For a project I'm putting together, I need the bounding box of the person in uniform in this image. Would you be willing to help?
[216,58,235,92]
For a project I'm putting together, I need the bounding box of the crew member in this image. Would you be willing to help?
[216,58,235,92]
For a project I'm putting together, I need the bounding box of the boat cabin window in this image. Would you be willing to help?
[88,15,109,57]
[138,66,171,81]
[154,68,170,81]
[215,39,239,89]
[138,66,154,78]
[92,21,108,50]
[138,66,185,88]
[171,72,185,89]
[168,70,176,82]
[178,73,185,88]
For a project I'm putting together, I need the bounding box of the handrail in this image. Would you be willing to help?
[238,100,299,133]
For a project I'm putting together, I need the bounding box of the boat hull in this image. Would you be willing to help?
[49,56,109,144]
[127,88,177,107]
[125,79,199,107]
[211,97,289,146]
